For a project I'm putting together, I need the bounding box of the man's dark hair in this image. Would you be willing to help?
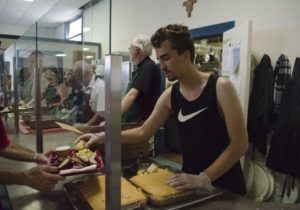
[151,24,195,62]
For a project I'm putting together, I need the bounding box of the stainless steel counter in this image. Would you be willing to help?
[7,181,300,210]
[187,189,300,210]
[7,178,74,210]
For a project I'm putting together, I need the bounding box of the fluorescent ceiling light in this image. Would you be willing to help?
[83,27,91,32]
[85,55,94,59]
[23,0,34,2]
[83,48,89,51]
[56,54,67,57]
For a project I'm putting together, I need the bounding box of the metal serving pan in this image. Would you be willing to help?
[146,188,222,210]
[126,157,222,208]
[63,175,146,210]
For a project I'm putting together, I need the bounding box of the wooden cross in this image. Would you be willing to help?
[183,0,197,18]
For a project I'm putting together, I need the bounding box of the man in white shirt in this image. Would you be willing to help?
[72,60,105,125]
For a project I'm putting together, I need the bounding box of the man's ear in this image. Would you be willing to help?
[183,50,191,62]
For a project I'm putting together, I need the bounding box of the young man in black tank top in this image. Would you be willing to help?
[76,24,249,195]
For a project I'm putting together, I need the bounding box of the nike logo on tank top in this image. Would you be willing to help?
[178,106,209,122]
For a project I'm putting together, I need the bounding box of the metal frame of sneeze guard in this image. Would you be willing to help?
[104,54,122,210]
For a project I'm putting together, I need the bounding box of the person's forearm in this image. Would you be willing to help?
[87,113,104,126]
[121,97,133,115]
[122,127,150,144]
[0,142,36,162]
[0,169,26,185]
[121,89,138,115]
[92,127,147,145]
[204,142,248,182]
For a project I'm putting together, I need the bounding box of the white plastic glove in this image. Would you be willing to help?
[166,172,213,191]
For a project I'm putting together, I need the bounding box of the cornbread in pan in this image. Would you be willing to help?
[130,168,185,197]
[76,175,146,210]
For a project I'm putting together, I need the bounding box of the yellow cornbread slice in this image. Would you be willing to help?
[130,168,184,197]
[76,175,146,210]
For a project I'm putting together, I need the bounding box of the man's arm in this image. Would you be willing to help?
[0,143,64,191]
[86,112,105,126]
[0,165,64,191]
[0,142,47,164]
[121,87,171,144]
[121,88,139,114]
[77,88,172,146]
[204,77,249,182]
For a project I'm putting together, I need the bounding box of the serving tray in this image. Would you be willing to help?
[63,175,146,210]
[48,149,104,176]
[146,188,222,210]
[63,157,222,210]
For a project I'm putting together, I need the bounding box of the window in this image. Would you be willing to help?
[65,16,82,41]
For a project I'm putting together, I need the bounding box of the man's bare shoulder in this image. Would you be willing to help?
[216,76,239,105]
[158,86,172,109]
[217,76,230,84]
[216,76,235,92]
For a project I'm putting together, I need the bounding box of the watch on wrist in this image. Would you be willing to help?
[32,153,39,161]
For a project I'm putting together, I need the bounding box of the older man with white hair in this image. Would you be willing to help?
[72,60,105,125]
[121,34,161,123]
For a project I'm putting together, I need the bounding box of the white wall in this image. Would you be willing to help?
[82,0,300,69]
[4,0,298,69]
[0,24,28,36]
[54,24,65,39]
[83,0,112,57]
[37,27,57,39]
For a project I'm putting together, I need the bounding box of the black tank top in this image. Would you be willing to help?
[171,74,246,195]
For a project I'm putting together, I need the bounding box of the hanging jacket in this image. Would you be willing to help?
[247,54,274,155]
[273,54,291,122]
[266,57,300,179]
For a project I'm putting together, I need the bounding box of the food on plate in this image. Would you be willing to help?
[74,140,85,151]
[58,157,72,169]
[76,175,147,210]
[76,148,97,164]
[130,164,185,197]
[49,146,100,171]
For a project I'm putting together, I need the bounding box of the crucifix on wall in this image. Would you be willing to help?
[183,0,197,18]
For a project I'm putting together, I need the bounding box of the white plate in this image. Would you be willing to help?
[265,169,275,200]
[255,161,275,201]
[243,158,254,193]
[282,180,299,204]
[247,162,270,202]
